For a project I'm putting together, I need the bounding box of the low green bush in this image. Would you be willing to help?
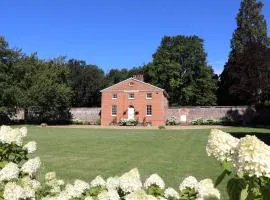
[166,116,180,126]
[118,119,138,126]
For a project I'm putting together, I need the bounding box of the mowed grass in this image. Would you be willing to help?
[23,126,270,199]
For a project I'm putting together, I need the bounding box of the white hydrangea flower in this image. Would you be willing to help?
[196,179,220,200]
[21,157,41,177]
[97,189,120,200]
[164,187,179,199]
[21,176,41,191]
[179,176,198,191]
[90,175,106,187]
[74,179,90,193]
[42,191,71,200]
[85,196,94,200]
[106,176,120,190]
[64,183,78,198]
[22,186,36,199]
[0,162,19,182]
[119,168,142,194]
[62,179,89,199]
[0,126,24,146]
[125,189,157,200]
[23,141,37,153]
[45,172,57,181]
[44,171,65,194]
[157,197,167,200]
[234,135,270,177]
[206,129,239,162]
[20,127,28,137]
[3,182,26,200]
[144,174,165,189]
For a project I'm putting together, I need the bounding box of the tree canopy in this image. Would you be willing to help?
[218,0,270,105]
[145,35,217,106]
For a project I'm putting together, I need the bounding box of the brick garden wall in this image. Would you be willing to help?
[70,107,100,123]
[10,106,270,125]
[168,106,250,123]
[71,106,252,124]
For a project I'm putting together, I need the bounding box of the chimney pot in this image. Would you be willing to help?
[133,74,144,82]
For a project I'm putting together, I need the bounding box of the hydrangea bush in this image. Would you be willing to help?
[206,129,270,200]
[5,125,261,200]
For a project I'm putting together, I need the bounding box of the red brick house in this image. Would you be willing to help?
[100,75,169,126]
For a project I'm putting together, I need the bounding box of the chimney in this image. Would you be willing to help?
[133,74,144,82]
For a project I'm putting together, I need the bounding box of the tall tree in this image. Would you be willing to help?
[218,0,270,105]
[0,36,22,113]
[26,57,72,122]
[146,35,217,106]
[103,68,129,87]
[68,59,104,107]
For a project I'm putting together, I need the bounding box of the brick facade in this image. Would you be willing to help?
[100,77,169,126]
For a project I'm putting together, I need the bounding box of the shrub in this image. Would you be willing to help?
[118,119,138,126]
[206,129,270,199]
[72,119,84,125]
[166,116,180,126]
[190,118,222,125]
[158,125,166,130]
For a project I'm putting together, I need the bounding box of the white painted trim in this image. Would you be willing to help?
[124,90,139,92]
[112,94,117,99]
[128,93,135,99]
[146,105,152,116]
[146,93,152,99]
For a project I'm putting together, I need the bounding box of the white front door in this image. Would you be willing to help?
[128,107,135,120]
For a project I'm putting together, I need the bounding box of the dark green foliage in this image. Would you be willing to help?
[0,36,72,123]
[179,188,197,200]
[146,35,217,106]
[67,59,104,107]
[227,177,246,200]
[146,185,164,196]
[218,0,270,105]
[103,68,130,86]
[0,143,27,163]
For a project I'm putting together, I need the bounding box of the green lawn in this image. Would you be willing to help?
[23,126,270,199]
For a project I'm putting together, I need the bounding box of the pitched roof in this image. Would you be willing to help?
[100,77,169,97]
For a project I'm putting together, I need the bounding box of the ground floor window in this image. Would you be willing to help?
[146,105,152,116]
[112,105,117,116]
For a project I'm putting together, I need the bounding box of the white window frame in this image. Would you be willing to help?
[146,93,152,99]
[146,105,152,116]
[112,93,117,99]
[128,93,135,99]
[111,105,117,116]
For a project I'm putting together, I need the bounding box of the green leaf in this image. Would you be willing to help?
[223,160,232,172]
[227,177,246,200]
[215,169,231,187]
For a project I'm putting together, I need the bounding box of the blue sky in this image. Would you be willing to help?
[1,0,270,74]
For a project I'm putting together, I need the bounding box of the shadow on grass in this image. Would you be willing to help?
[230,132,270,145]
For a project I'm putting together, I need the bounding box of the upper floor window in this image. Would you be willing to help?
[128,93,135,99]
[146,93,152,99]
[111,105,117,116]
[146,105,152,116]
[129,82,134,87]
[112,94,117,99]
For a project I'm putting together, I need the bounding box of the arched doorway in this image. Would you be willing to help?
[128,105,135,120]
